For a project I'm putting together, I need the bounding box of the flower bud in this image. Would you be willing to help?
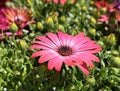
[110,56,120,68]
[82,5,87,11]
[29,33,35,38]
[46,17,54,27]
[19,40,28,49]
[97,40,104,48]
[88,28,96,36]
[58,24,64,31]
[71,30,78,35]
[104,34,116,47]
[60,16,66,23]
[110,67,120,74]
[90,17,97,24]
[101,7,107,13]
[111,50,119,56]
[51,12,59,23]
[10,23,18,33]
[26,0,32,6]
[96,10,101,17]
[107,34,116,46]
[53,15,58,23]
[37,22,44,30]
[86,77,95,85]
[90,1,94,5]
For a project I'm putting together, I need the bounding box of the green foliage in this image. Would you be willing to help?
[0,0,120,91]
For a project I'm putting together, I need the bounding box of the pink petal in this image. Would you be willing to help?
[70,32,85,46]
[78,44,101,52]
[48,56,63,71]
[70,37,90,48]
[70,55,83,65]
[62,56,76,66]
[53,0,58,4]
[77,63,89,75]
[38,52,58,63]
[57,31,73,46]
[36,36,57,48]
[30,44,50,50]
[78,48,101,53]
[32,41,56,49]
[78,54,94,68]
[31,50,52,58]
[48,57,58,71]
[55,57,63,72]
[60,0,67,5]
[46,32,61,46]
[80,53,100,62]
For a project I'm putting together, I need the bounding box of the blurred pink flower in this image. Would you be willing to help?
[30,31,101,75]
[0,7,34,37]
[98,14,109,23]
[44,0,75,5]
[107,2,116,12]
[94,0,108,10]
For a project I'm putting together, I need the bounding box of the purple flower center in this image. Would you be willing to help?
[57,46,73,56]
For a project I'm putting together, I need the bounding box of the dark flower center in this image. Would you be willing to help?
[14,16,23,27]
[57,46,73,56]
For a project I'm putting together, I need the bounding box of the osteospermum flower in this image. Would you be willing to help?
[0,7,34,37]
[94,0,108,10]
[98,14,109,23]
[44,0,75,5]
[30,31,102,75]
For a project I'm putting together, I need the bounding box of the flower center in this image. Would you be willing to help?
[14,16,24,27]
[57,46,73,56]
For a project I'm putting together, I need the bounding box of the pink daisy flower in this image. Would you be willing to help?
[94,0,108,10]
[30,31,102,75]
[44,0,75,5]
[0,7,34,38]
[98,14,109,23]
[107,2,116,12]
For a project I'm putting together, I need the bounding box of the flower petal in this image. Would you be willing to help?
[80,53,100,62]
[38,52,59,63]
[77,63,89,75]
[78,54,94,68]
[30,44,50,50]
[78,44,101,52]
[62,56,76,66]
[32,41,56,49]
[55,57,63,72]
[36,36,57,48]
[31,50,52,58]
[48,56,63,72]
[46,32,61,46]
[57,31,73,46]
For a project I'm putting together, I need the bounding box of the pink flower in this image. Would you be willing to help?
[60,0,67,5]
[98,14,109,23]
[0,7,34,37]
[107,2,116,12]
[30,31,102,75]
[94,0,108,10]
[44,0,74,5]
